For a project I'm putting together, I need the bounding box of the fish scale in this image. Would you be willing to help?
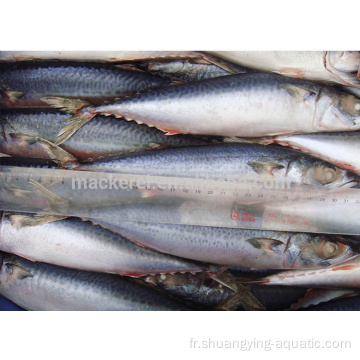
[50,72,360,145]
[0,109,213,162]
[0,252,191,310]
[0,214,205,276]
[0,61,170,99]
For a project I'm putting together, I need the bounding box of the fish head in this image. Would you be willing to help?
[0,252,33,289]
[286,156,358,190]
[319,88,360,131]
[285,233,359,268]
[327,51,360,87]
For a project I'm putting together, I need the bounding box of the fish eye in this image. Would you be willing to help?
[317,239,345,260]
[313,165,338,185]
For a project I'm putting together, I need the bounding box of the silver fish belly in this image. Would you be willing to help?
[86,203,359,269]
[208,51,360,87]
[0,213,204,276]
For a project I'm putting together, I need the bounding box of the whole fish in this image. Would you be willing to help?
[0,213,206,276]
[0,252,191,310]
[208,51,360,87]
[0,61,170,107]
[86,203,360,269]
[0,51,203,63]
[256,254,360,289]
[0,109,214,162]
[72,144,358,191]
[45,73,360,144]
[257,131,360,174]
[137,59,253,82]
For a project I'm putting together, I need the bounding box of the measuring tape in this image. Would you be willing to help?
[1,165,360,235]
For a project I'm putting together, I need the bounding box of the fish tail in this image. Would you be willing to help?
[41,97,91,114]
[209,272,266,310]
[29,179,70,213]
[6,213,68,227]
[41,97,96,145]
[55,112,96,145]
[37,138,79,166]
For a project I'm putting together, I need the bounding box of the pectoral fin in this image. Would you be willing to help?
[280,84,317,101]
[41,97,90,114]
[6,213,68,227]
[5,263,33,280]
[248,160,285,175]
[246,238,284,252]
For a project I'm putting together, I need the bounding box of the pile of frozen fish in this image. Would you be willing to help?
[0,51,360,311]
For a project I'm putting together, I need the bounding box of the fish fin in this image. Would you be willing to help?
[248,160,285,175]
[7,133,79,165]
[289,288,358,311]
[29,179,69,210]
[5,263,33,280]
[41,97,91,114]
[250,137,276,145]
[37,138,79,165]
[3,182,33,197]
[55,113,96,145]
[0,90,24,102]
[211,273,266,311]
[275,68,306,78]
[279,84,317,101]
[6,213,68,227]
[202,54,242,74]
[246,238,283,252]
[222,136,256,144]
[156,127,184,135]
[114,64,147,73]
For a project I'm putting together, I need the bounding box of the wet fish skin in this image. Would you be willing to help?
[146,272,235,309]
[66,72,360,141]
[0,61,170,101]
[208,51,360,87]
[138,59,253,82]
[0,109,215,162]
[258,131,360,174]
[74,143,358,191]
[0,51,204,63]
[257,254,360,289]
[289,288,358,310]
[0,252,192,310]
[87,203,360,269]
[147,272,307,310]
[0,213,205,276]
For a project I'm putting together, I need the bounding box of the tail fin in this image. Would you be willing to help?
[210,272,266,311]
[41,97,90,114]
[41,97,96,145]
